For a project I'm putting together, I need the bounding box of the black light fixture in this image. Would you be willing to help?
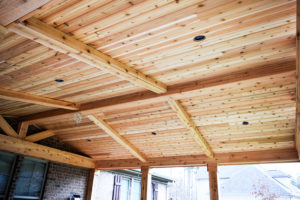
[55,79,64,82]
[242,121,249,125]
[193,35,206,42]
[86,139,91,142]
[151,132,157,135]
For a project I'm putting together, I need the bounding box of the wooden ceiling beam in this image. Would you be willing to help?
[95,148,299,169]
[20,60,295,123]
[0,115,19,138]
[25,130,55,142]
[0,88,79,110]
[296,0,300,159]
[168,99,214,158]
[8,17,166,94]
[0,134,95,168]
[88,115,147,162]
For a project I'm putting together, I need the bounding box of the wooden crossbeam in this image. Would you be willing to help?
[296,0,300,159]
[0,115,19,137]
[0,134,95,168]
[95,148,299,169]
[20,60,295,123]
[0,88,79,110]
[8,17,166,94]
[168,99,214,158]
[25,130,55,142]
[88,115,147,162]
[18,121,29,138]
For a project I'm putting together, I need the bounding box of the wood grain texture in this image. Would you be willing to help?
[0,88,78,110]
[9,17,166,93]
[88,115,147,162]
[0,0,297,165]
[0,0,51,26]
[95,149,299,169]
[296,0,300,159]
[0,134,95,168]
[0,115,19,137]
[168,99,214,157]
[24,130,55,142]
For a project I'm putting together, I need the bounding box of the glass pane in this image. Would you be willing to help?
[14,158,47,198]
[0,152,15,195]
[120,178,130,200]
[131,179,141,200]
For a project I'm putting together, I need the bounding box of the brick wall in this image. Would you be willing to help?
[2,117,90,200]
[43,162,89,200]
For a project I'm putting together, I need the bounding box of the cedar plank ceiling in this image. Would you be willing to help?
[0,0,297,160]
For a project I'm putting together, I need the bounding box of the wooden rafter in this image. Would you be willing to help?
[8,17,167,94]
[0,88,79,110]
[25,130,55,142]
[95,148,299,169]
[88,114,147,162]
[296,0,300,159]
[20,61,295,123]
[168,99,214,158]
[0,115,19,138]
[0,134,95,168]
[18,121,29,138]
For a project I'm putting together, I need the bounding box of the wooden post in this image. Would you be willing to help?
[86,169,95,200]
[207,162,219,200]
[141,166,150,200]
[296,0,300,159]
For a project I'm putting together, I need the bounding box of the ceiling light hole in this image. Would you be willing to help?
[242,121,249,125]
[193,35,206,42]
[55,79,64,83]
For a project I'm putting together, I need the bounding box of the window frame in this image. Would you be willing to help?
[0,151,17,200]
[13,157,49,200]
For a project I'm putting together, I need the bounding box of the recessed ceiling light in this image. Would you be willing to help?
[193,35,206,41]
[242,121,249,125]
[55,79,64,82]
[151,132,157,135]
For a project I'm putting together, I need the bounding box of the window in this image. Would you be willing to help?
[113,175,141,200]
[0,152,16,200]
[120,177,130,200]
[131,179,141,200]
[13,158,48,200]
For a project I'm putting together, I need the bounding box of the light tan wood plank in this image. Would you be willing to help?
[9,17,166,94]
[0,134,95,168]
[0,88,78,110]
[168,99,214,158]
[88,114,147,162]
[95,148,299,169]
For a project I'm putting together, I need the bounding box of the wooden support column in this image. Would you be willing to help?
[296,0,300,159]
[86,169,95,200]
[141,166,151,200]
[207,162,219,200]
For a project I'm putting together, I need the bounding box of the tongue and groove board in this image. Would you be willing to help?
[0,0,298,163]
